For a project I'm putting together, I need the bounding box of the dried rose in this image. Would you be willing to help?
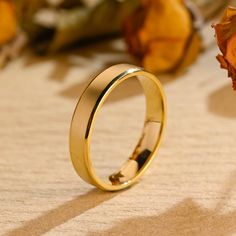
[123,0,202,74]
[0,0,17,45]
[213,6,236,90]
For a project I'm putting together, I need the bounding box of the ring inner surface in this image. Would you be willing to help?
[109,75,164,185]
[91,75,164,186]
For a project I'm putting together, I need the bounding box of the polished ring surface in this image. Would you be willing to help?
[70,64,166,191]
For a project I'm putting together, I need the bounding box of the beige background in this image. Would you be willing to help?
[1,25,236,236]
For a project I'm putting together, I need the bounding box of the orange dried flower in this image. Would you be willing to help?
[0,0,17,45]
[123,0,202,73]
[213,6,236,90]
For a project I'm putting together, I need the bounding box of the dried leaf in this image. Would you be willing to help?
[213,6,236,90]
[192,0,227,20]
[13,0,48,41]
[14,0,139,53]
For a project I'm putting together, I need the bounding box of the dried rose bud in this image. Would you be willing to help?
[123,0,202,74]
[213,6,236,90]
[0,0,17,45]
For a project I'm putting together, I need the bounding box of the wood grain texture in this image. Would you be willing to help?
[1,28,236,236]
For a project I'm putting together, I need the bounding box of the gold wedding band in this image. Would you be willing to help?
[70,64,166,191]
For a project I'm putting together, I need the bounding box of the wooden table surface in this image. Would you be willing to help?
[1,27,236,236]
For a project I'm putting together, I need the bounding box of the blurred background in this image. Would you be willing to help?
[0,0,234,72]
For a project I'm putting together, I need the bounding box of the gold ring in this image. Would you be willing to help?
[70,64,166,191]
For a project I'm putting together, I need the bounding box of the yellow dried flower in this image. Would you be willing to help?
[124,0,202,74]
[0,0,17,45]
